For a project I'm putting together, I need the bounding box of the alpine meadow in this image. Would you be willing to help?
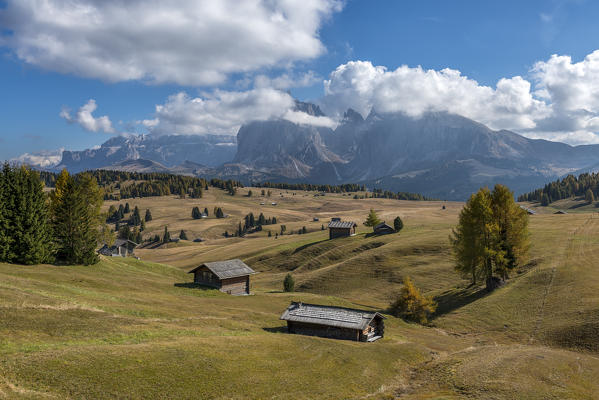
[2,1,599,399]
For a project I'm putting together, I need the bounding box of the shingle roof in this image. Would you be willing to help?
[188,259,256,279]
[114,239,138,247]
[374,222,393,230]
[519,205,536,215]
[328,220,357,229]
[280,302,384,330]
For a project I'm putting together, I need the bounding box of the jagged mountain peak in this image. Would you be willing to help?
[294,100,325,117]
[342,108,364,124]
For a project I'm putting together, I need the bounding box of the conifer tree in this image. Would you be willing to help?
[451,186,528,291]
[389,276,436,324]
[4,165,54,264]
[283,273,295,292]
[258,213,266,226]
[204,207,209,216]
[130,206,141,226]
[51,169,104,265]
[145,209,152,222]
[140,220,146,232]
[393,216,404,232]
[180,230,188,240]
[162,226,170,244]
[124,203,130,213]
[541,193,550,206]
[192,206,201,219]
[364,208,382,227]
[0,164,11,261]
[585,189,595,204]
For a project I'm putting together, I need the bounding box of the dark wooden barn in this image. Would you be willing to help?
[188,259,256,295]
[98,239,138,257]
[328,219,357,239]
[280,302,385,342]
[373,222,394,235]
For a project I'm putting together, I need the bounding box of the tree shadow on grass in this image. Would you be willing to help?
[431,285,489,319]
[292,239,329,253]
[263,326,288,334]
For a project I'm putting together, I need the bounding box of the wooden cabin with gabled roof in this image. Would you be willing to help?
[280,302,385,342]
[373,221,394,235]
[188,259,256,295]
[328,218,357,239]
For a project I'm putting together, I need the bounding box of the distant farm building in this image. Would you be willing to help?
[188,259,256,295]
[519,205,536,215]
[328,218,357,239]
[98,239,138,257]
[373,222,394,235]
[313,217,320,222]
[280,302,385,342]
[555,210,568,214]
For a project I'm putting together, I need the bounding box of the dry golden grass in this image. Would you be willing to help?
[1,188,598,399]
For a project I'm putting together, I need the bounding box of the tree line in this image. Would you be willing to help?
[0,165,104,265]
[367,188,433,201]
[517,172,599,205]
[254,182,365,193]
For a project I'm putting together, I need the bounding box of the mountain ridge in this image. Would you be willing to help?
[36,105,599,200]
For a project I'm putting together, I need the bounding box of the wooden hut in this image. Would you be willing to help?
[98,239,138,257]
[188,259,256,295]
[280,302,385,342]
[328,218,357,239]
[373,222,394,235]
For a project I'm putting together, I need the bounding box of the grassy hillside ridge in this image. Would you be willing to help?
[0,257,463,399]
[2,190,599,398]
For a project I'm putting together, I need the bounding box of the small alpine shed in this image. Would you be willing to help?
[373,222,394,235]
[328,218,357,239]
[280,302,385,342]
[188,259,256,295]
[98,239,138,257]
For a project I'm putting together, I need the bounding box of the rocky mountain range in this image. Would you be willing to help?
[45,102,599,200]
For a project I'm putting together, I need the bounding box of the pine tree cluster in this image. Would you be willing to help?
[518,172,599,204]
[0,165,105,266]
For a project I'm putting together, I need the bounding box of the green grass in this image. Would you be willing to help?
[2,192,599,398]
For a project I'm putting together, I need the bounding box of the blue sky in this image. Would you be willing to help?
[1,0,599,164]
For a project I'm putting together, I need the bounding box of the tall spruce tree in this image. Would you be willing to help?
[145,209,152,222]
[50,170,103,265]
[3,165,54,264]
[364,208,382,227]
[162,226,170,243]
[0,164,10,261]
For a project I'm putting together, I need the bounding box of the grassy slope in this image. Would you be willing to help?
[2,190,599,398]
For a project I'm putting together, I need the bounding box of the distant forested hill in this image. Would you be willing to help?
[518,172,599,204]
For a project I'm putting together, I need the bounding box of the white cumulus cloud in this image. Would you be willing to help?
[60,99,114,133]
[321,61,550,132]
[144,88,336,135]
[0,0,342,86]
[13,148,64,168]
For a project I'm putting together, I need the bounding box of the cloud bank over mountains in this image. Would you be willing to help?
[3,1,599,146]
[132,51,599,145]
